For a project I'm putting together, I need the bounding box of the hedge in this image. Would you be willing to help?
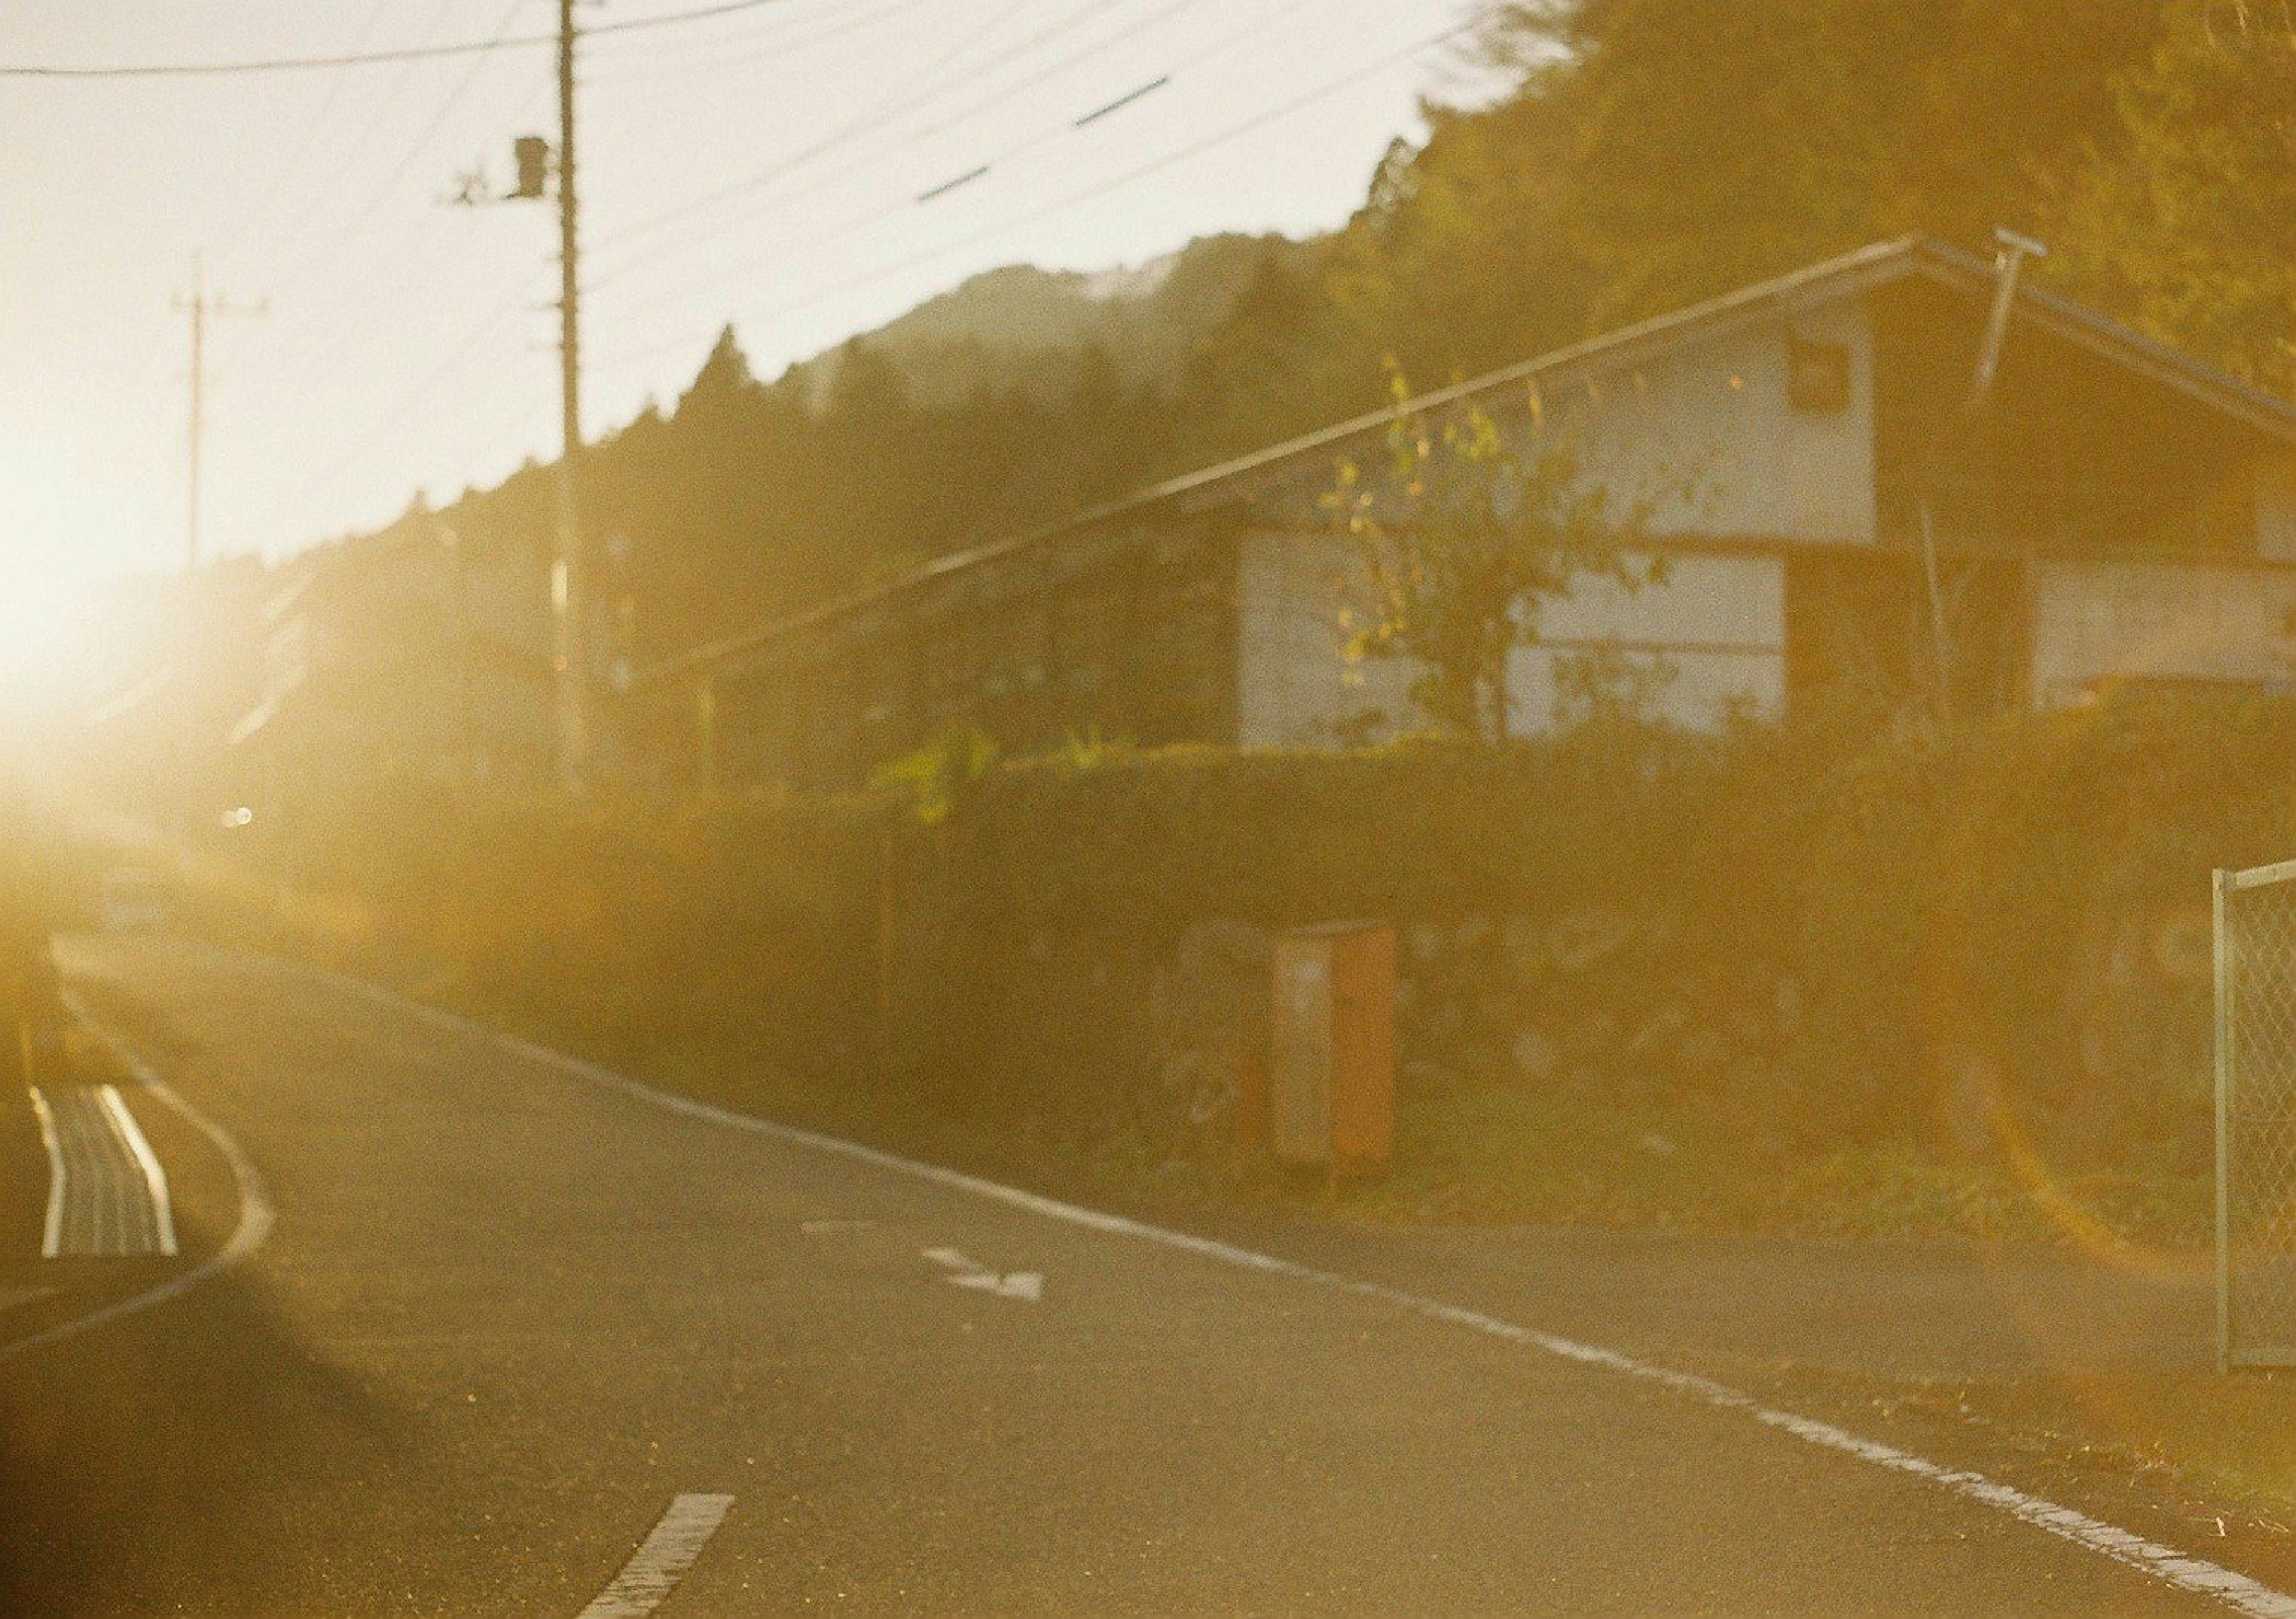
[203,689,2296,1177]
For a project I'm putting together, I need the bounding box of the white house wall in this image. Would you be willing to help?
[2031,558,2296,705]
[2259,450,2296,561]
[1236,531,1428,747]
[1508,552,1787,730]
[1550,297,1876,545]
[1235,532,1785,746]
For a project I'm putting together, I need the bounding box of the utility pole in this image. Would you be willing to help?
[552,0,589,792]
[1916,226,2047,721]
[455,1,587,789]
[174,254,265,574]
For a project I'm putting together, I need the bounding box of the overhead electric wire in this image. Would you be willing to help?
[0,0,788,80]
[898,0,1206,147]
[219,0,403,255]
[174,0,464,424]
[591,0,1364,334]
[579,0,1045,297]
[587,0,1135,256]
[250,0,473,288]
[250,69,554,410]
[236,0,1458,553]
[906,71,1170,201]
[254,268,549,542]
[584,0,1235,295]
[589,14,1473,378]
[270,0,532,300]
[1070,74,1168,127]
[914,166,991,204]
[588,0,1311,293]
[220,0,801,551]
[582,0,910,85]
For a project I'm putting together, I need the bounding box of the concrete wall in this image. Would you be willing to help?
[2031,558,2296,706]
[1235,531,1785,746]
[1557,297,1876,545]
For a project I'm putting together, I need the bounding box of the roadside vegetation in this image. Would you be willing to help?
[198,1,2293,1259]
[326,0,2291,677]
[182,686,2290,1251]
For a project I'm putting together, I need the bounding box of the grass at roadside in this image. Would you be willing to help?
[1964,1370,2296,1522]
[1974,1359,2296,1525]
[403,951,2210,1251]
[1339,1084,2210,1247]
[382,959,2296,1549]
[1769,1362,2296,1545]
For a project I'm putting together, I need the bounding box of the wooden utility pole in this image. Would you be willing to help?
[175,255,265,573]
[552,0,590,790]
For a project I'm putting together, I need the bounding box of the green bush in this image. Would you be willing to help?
[200,688,2296,1215]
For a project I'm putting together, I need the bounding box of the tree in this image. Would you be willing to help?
[678,325,755,414]
[1323,371,1646,744]
[1468,1,2160,326]
[2052,1,2296,393]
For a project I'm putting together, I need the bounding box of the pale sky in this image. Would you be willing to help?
[0,0,1491,662]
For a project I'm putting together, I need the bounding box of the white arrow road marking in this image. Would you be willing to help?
[951,1270,1043,1302]
[923,1247,1043,1302]
[576,1493,734,1619]
[280,955,2296,1619]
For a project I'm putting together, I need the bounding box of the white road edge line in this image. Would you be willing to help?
[577,1493,734,1619]
[101,1083,180,1257]
[0,990,276,1368]
[257,950,2296,1619]
[28,1086,65,1260]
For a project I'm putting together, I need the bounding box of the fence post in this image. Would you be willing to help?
[2215,865,2231,1375]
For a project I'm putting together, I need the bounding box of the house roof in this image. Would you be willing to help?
[642,234,2296,688]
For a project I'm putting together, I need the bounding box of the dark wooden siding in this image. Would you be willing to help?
[694,514,1243,793]
[1871,277,2270,557]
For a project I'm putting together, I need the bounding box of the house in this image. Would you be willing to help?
[77,555,276,832]
[222,515,562,820]
[636,236,2296,793]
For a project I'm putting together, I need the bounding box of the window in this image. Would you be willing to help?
[1788,337,1852,413]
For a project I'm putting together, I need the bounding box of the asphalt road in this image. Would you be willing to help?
[0,932,2276,1617]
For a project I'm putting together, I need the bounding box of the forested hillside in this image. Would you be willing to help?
[365,0,2295,668]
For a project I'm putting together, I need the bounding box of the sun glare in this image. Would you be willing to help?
[0,545,116,713]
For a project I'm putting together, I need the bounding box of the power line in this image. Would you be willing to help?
[218,0,402,254]
[585,0,1311,294]
[1070,74,1169,127]
[581,0,909,85]
[268,0,533,304]
[0,0,786,80]
[899,0,1210,148]
[252,271,548,543]
[233,34,554,413]
[245,0,1456,566]
[251,0,473,286]
[587,0,1134,257]
[591,16,1472,377]
[589,0,1394,340]
[246,0,1115,544]
[903,70,1171,200]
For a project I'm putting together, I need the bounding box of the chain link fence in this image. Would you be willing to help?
[2217,860,2296,1370]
